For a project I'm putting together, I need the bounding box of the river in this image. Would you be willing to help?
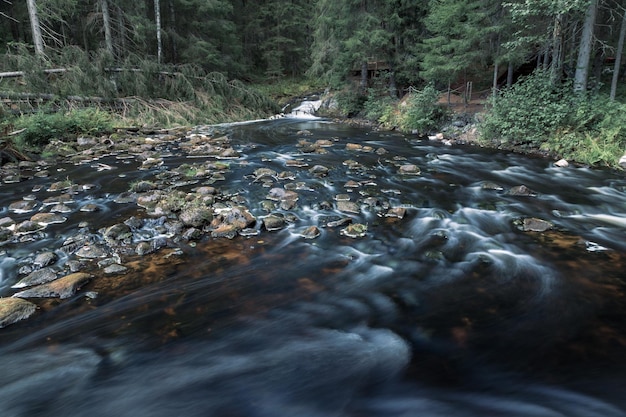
[1,115,626,416]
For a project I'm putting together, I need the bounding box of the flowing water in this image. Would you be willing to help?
[1,114,626,416]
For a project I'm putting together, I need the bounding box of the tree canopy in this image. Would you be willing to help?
[1,0,625,96]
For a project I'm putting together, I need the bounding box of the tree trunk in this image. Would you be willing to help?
[574,0,597,93]
[507,62,513,87]
[101,0,114,55]
[154,0,163,64]
[610,6,626,100]
[550,13,563,84]
[492,61,499,100]
[168,0,178,62]
[26,0,44,56]
[360,61,368,93]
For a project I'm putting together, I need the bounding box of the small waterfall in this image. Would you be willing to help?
[272,95,323,119]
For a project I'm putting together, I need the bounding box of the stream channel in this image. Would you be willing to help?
[1,110,626,416]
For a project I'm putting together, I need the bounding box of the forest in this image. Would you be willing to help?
[2,0,626,167]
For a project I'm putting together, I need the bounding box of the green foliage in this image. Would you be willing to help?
[363,89,395,121]
[480,70,572,145]
[12,108,115,147]
[480,70,626,168]
[396,84,449,133]
[335,89,367,117]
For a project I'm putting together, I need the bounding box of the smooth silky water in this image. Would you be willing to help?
[1,116,626,416]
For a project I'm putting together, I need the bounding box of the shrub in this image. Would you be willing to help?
[13,108,115,147]
[397,84,449,133]
[480,70,572,145]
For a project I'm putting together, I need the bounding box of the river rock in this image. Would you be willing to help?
[340,223,368,238]
[309,165,330,177]
[103,223,133,244]
[34,251,59,268]
[30,213,67,225]
[0,217,15,228]
[299,225,321,239]
[398,164,421,175]
[13,272,92,299]
[262,214,286,231]
[80,203,100,212]
[8,200,38,214]
[179,205,213,227]
[285,159,309,168]
[48,180,74,192]
[619,153,626,169]
[14,220,46,234]
[336,200,361,214]
[385,207,407,219]
[103,264,128,275]
[75,244,108,258]
[520,218,553,232]
[507,185,536,196]
[554,159,569,168]
[11,267,58,289]
[0,297,37,328]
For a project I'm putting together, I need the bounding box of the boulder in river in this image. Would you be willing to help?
[0,297,37,328]
[13,272,92,299]
[12,267,58,289]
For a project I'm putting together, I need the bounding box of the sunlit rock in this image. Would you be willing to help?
[619,153,626,169]
[0,297,37,328]
[554,159,569,168]
[13,272,92,299]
